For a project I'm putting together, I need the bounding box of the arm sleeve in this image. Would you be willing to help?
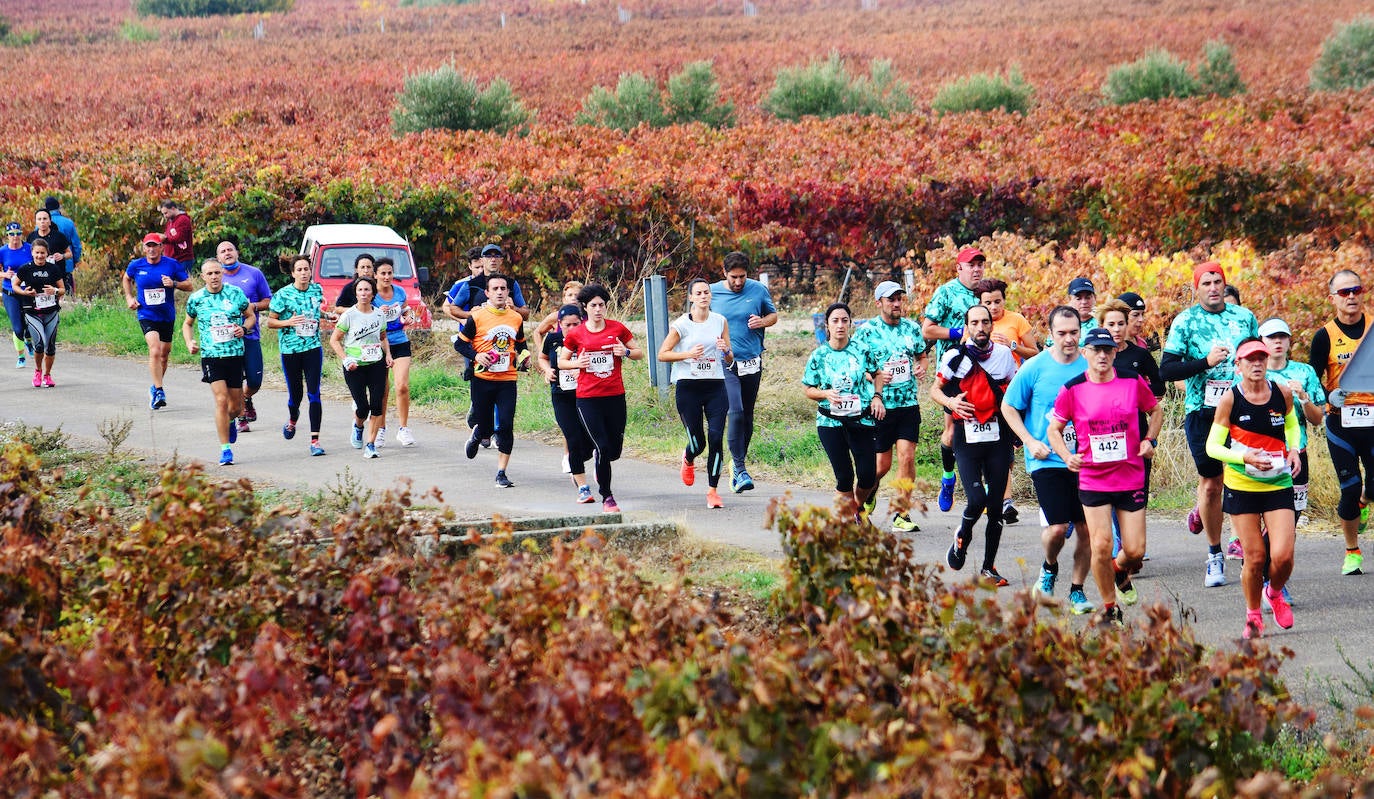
[1285,405,1301,450]
[453,317,478,360]
[1205,421,1246,465]
[1159,350,1211,382]
[1309,327,1331,383]
[514,323,528,353]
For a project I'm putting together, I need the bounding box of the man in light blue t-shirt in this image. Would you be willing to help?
[1001,305,1095,615]
[710,251,777,493]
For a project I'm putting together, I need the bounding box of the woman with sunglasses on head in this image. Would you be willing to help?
[372,257,417,448]
[1,222,33,369]
[1205,337,1301,639]
[265,255,329,456]
[541,303,596,503]
[659,278,733,509]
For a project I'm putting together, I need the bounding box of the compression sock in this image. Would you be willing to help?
[1208,543,1223,556]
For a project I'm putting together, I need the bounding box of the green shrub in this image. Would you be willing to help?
[763,52,911,120]
[931,66,1034,114]
[1311,16,1374,91]
[575,72,666,131]
[391,62,532,135]
[1196,39,1246,97]
[665,61,736,128]
[134,0,292,17]
[119,19,160,42]
[1102,49,1200,105]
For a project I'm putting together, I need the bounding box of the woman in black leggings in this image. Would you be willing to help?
[329,276,392,458]
[658,278,733,508]
[265,255,329,456]
[541,303,596,503]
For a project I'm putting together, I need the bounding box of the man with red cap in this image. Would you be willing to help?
[922,245,986,512]
[122,232,192,410]
[1160,261,1258,588]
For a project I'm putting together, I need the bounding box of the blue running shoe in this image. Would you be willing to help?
[732,468,755,494]
[938,474,956,513]
[309,443,326,457]
[351,425,364,449]
[219,448,234,466]
[282,422,297,440]
[149,385,159,410]
[153,387,167,409]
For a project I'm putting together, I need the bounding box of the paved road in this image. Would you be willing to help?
[8,351,1372,719]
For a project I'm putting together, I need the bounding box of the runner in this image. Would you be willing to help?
[1204,337,1301,638]
[264,255,328,457]
[658,278,733,509]
[535,279,586,472]
[182,259,256,466]
[931,303,1018,586]
[921,246,985,513]
[803,302,884,521]
[1,222,33,369]
[711,251,778,493]
[441,246,486,322]
[978,276,1039,524]
[1117,292,1150,349]
[1160,261,1258,587]
[216,241,272,434]
[373,257,417,448]
[853,280,928,531]
[539,303,596,503]
[1001,306,1095,614]
[1310,269,1374,575]
[559,283,643,512]
[1049,327,1162,627]
[454,273,529,488]
[121,232,192,409]
[1066,277,1097,343]
[331,253,375,311]
[13,239,66,387]
[330,276,392,459]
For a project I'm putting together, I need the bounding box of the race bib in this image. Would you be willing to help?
[143,287,166,305]
[488,351,511,373]
[1063,423,1078,454]
[964,418,1000,443]
[295,319,318,338]
[1294,484,1308,512]
[587,350,614,376]
[360,343,383,362]
[1342,405,1374,428]
[380,303,402,322]
[1244,450,1288,479]
[1204,380,1230,408]
[34,292,56,310]
[210,324,237,344]
[558,369,578,391]
[1090,432,1128,463]
[831,393,861,417]
[886,355,911,385]
[690,357,718,378]
[735,356,761,376]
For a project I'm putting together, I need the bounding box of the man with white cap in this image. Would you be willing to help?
[854,279,929,531]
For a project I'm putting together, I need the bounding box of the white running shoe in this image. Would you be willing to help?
[397,427,416,447]
[375,427,387,448]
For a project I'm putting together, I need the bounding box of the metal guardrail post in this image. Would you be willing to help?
[643,275,671,395]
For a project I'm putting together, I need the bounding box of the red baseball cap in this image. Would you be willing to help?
[142,233,164,245]
[956,246,986,264]
[1192,260,1224,288]
[1236,340,1268,360]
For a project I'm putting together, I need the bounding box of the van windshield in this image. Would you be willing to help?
[318,246,414,279]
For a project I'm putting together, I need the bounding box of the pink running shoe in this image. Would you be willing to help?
[1225,537,1244,560]
[1243,609,1264,640]
[1264,584,1294,629]
[42,374,54,388]
[32,369,42,388]
[1186,505,1203,535]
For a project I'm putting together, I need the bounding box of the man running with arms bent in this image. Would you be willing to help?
[711,251,777,493]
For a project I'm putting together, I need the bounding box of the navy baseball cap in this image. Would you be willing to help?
[1068,277,1096,296]
[1083,327,1116,348]
[1117,292,1145,311]
[481,244,505,257]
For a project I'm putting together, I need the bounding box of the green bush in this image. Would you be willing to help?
[134,0,292,17]
[391,63,532,135]
[763,52,911,120]
[1196,39,1246,97]
[119,19,160,42]
[1311,16,1374,91]
[1102,49,1200,105]
[931,66,1034,114]
[665,61,736,128]
[575,72,666,131]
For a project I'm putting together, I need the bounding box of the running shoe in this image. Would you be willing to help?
[1264,584,1294,629]
[363,443,378,459]
[732,468,755,494]
[480,435,493,449]
[1100,605,1125,628]
[561,453,571,474]
[577,485,594,504]
[1064,521,1074,540]
[309,443,326,457]
[32,369,41,388]
[979,567,1009,588]
[946,535,968,571]
[243,397,257,423]
[1001,500,1019,525]
[397,427,416,447]
[351,425,364,449]
[938,474,956,513]
[16,355,25,369]
[228,421,238,445]
[375,427,387,449]
[149,385,159,409]
[1187,505,1203,535]
[41,374,54,388]
[237,418,251,434]
[282,422,297,440]
[1068,588,1095,615]
[1204,552,1227,587]
[153,387,167,409]
[602,495,620,513]
[495,471,514,488]
[1033,566,1056,599]
[680,456,696,487]
[464,432,480,459]
[1226,537,1244,560]
[891,512,919,533]
[1243,609,1264,640]
[706,488,723,508]
[1343,550,1364,576]
[1116,575,1139,606]
[219,448,234,466]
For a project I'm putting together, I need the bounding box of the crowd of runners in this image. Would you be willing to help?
[6,201,1373,637]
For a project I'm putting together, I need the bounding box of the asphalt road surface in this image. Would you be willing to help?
[8,351,1373,721]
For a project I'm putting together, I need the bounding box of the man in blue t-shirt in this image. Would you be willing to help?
[217,241,274,432]
[710,250,778,493]
[1001,305,1095,615]
[443,244,529,321]
[122,232,192,409]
